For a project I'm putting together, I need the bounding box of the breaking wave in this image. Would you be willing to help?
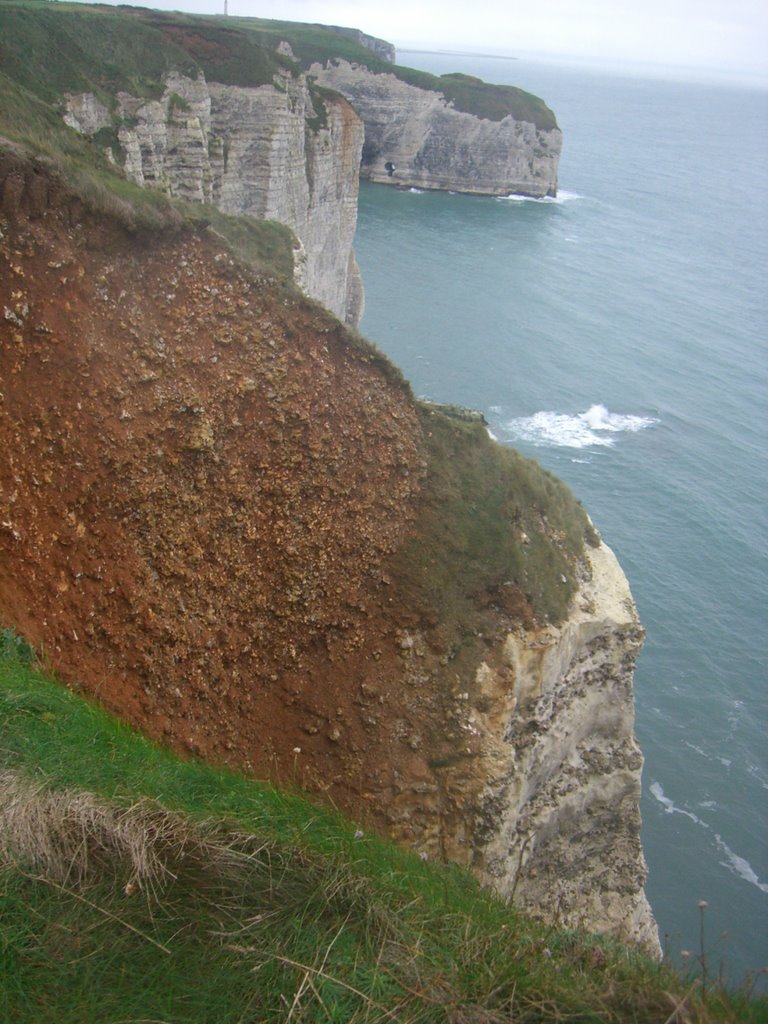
[650,782,768,894]
[715,835,768,894]
[649,781,704,825]
[496,189,583,204]
[505,403,658,449]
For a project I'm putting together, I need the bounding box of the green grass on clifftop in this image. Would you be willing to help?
[1,638,763,1023]
[0,1,558,131]
[390,405,594,633]
[0,117,296,282]
[0,2,199,105]
[228,16,558,129]
[231,17,558,129]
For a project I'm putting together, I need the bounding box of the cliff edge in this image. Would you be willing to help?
[0,147,656,950]
[63,69,365,325]
[468,541,658,949]
[1,3,562,327]
[309,61,561,197]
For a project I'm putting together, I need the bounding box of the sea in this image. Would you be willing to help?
[353,51,768,986]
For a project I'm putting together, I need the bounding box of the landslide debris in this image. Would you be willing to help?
[1,148,590,841]
[0,149,423,784]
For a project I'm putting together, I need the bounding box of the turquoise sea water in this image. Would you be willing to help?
[354,54,768,984]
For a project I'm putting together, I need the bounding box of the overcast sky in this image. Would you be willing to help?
[89,0,768,77]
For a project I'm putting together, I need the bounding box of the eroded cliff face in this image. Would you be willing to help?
[64,69,364,324]
[308,61,562,197]
[62,46,561,322]
[0,154,655,950]
[456,542,659,951]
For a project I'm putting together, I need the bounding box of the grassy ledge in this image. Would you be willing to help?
[389,405,594,633]
[0,118,297,281]
[1,639,763,1022]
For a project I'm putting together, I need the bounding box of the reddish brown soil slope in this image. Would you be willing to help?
[0,153,449,810]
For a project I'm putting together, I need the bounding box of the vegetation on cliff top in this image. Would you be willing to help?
[0,0,558,131]
[1,639,762,1024]
[0,81,297,277]
[390,406,594,631]
[229,16,558,129]
[0,10,762,1019]
[0,2,200,104]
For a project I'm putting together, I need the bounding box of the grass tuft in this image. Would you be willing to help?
[0,770,248,893]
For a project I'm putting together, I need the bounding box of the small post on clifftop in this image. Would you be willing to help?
[224,0,228,15]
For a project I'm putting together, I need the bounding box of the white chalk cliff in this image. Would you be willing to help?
[382,538,660,954]
[469,540,658,951]
[308,60,562,197]
[64,45,563,323]
[65,69,364,324]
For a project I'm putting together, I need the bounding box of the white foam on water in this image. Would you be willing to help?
[487,427,499,442]
[407,187,425,194]
[747,763,768,791]
[651,783,768,895]
[496,189,583,204]
[685,741,708,758]
[684,745,733,770]
[715,835,768,894]
[582,403,656,433]
[650,781,705,825]
[505,403,658,449]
